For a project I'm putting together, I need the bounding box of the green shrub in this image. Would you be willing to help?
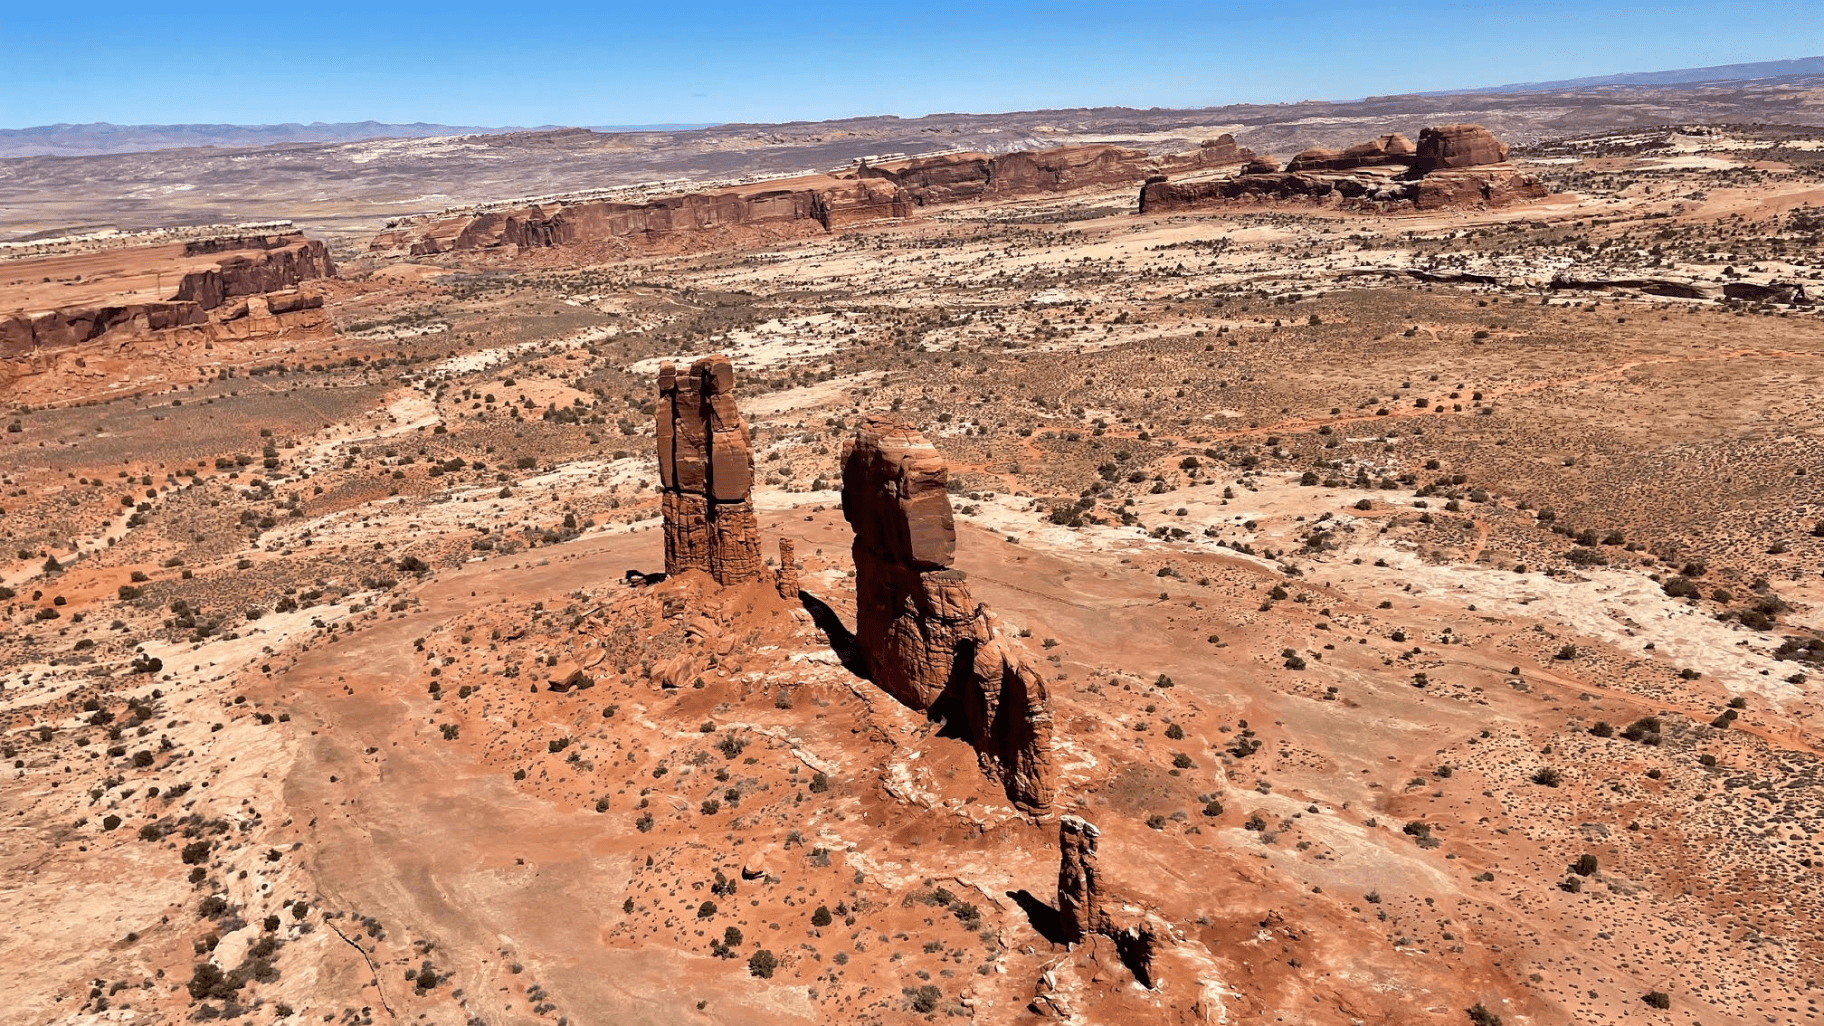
[1467,1003,1504,1026]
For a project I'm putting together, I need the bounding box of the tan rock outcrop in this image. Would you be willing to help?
[374,143,1253,259]
[375,175,913,257]
[840,416,1057,816]
[861,145,1155,207]
[657,355,765,585]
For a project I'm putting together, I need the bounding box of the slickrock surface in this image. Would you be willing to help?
[658,355,764,584]
[840,416,1056,815]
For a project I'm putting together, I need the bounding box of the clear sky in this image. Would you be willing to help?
[1,0,1818,129]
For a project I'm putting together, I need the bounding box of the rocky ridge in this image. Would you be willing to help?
[1140,122,1545,213]
[370,141,1257,258]
[0,232,334,355]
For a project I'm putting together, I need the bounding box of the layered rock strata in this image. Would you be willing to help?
[862,139,1254,207]
[1,233,334,355]
[373,175,912,256]
[1140,123,1544,214]
[840,416,1057,815]
[1415,124,1510,170]
[656,355,764,585]
[1285,132,1416,172]
[372,142,1256,258]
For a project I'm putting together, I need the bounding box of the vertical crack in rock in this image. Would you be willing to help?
[840,415,1057,816]
[656,354,764,585]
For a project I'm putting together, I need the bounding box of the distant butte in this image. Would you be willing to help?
[370,140,1256,259]
[1140,122,1545,213]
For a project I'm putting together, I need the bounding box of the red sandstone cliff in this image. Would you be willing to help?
[1,233,334,356]
[1139,124,1543,215]
[375,176,912,257]
[372,142,1253,258]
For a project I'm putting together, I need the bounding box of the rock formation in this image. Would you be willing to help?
[373,175,914,256]
[775,538,799,599]
[1285,133,1416,172]
[1,232,334,355]
[859,145,1148,206]
[862,140,1255,208]
[1139,123,1544,215]
[840,416,1057,815]
[656,355,765,586]
[1057,816,1103,943]
[374,143,1257,258]
[1052,815,1166,988]
[1160,135,1257,173]
[1414,124,1510,170]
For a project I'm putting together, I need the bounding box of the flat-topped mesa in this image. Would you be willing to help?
[2,232,334,356]
[656,355,764,585]
[373,175,912,256]
[840,416,1057,816]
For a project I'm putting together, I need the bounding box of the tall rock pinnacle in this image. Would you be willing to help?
[656,355,764,585]
[840,415,1057,816]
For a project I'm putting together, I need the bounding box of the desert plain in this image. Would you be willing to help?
[2,92,1824,1026]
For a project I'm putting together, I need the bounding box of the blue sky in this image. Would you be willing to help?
[1,1,1818,128]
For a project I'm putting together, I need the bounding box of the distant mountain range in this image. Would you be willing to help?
[2,56,1819,159]
[1468,55,1824,94]
[0,121,715,158]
